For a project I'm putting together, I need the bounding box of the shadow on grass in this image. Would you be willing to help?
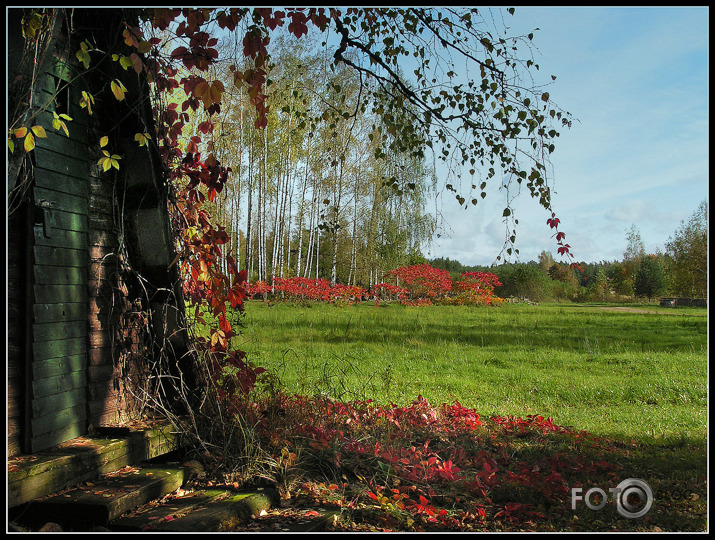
[561,432,707,531]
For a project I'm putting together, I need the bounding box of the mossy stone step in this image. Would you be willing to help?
[23,465,184,529]
[111,487,281,532]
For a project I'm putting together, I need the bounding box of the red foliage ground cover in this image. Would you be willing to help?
[221,393,628,531]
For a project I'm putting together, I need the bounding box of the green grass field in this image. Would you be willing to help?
[232,301,707,444]
[191,300,707,530]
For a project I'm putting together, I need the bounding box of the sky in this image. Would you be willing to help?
[426,6,709,267]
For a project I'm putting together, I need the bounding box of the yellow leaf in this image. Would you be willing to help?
[134,132,150,146]
[8,139,14,153]
[31,125,47,138]
[80,91,94,115]
[24,132,35,152]
[60,122,69,137]
[99,156,111,171]
[119,56,132,71]
[100,136,109,148]
[14,127,28,138]
[111,80,125,101]
[52,117,61,130]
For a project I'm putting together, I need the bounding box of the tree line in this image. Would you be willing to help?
[431,201,708,303]
[184,33,436,289]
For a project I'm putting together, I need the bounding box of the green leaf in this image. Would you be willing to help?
[119,55,133,70]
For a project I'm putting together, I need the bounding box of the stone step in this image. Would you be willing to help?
[110,487,281,532]
[19,464,185,530]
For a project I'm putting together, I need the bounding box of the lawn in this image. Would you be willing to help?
[233,301,707,443]
[192,300,708,531]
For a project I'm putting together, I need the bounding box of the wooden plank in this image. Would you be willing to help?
[26,467,184,525]
[34,264,87,285]
[34,167,89,198]
[35,102,89,131]
[34,284,88,305]
[32,354,86,380]
[33,337,86,362]
[31,387,85,419]
[30,421,85,454]
[34,186,88,214]
[34,320,86,342]
[34,226,87,250]
[34,126,90,157]
[43,208,88,233]
[33,146,89,181]
[31,404,86,437]
[8,422,181,508]
[33,302,87,324]
[32,370,87,399]
[34,245,87,268]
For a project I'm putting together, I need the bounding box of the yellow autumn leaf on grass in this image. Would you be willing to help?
[134,132,151,146]
[97,149,121,172]
[111,79,128,101]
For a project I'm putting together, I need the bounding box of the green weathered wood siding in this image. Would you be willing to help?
[29,57,91,452]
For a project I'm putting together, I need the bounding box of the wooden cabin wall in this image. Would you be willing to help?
[9,10,183,453]
[87,166,150,427]
[28,61,92,451]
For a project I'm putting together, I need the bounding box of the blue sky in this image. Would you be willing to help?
[427,6,709,266]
